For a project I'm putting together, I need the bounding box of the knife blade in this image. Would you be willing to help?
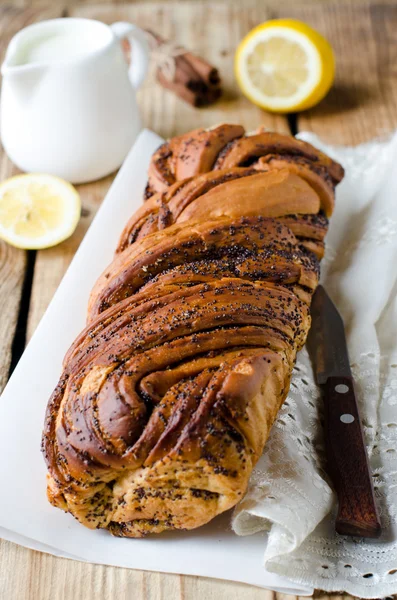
[306,285,381,538]
[307,285,352,384]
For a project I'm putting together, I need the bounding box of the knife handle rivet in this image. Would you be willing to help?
[335,384,349,394]
[340,414,355,424]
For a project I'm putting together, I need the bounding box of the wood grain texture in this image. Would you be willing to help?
[0,4,63,391]
[0,1,396,600]
[276,1,397,143]
[0,162,25,392]
[322,376,381,538]
[0,543,354,600]
[23,0,389,8]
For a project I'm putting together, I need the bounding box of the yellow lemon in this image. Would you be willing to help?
[235,19,335,113]
[0,174,81,249]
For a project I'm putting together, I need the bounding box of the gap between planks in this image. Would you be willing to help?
[0,4,66,394]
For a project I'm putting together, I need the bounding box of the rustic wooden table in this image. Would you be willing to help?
[1,1,396,599]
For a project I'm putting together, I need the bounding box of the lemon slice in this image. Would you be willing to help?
[235,19,335,113]
[0,174,81,249]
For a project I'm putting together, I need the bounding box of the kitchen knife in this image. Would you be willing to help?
[306,285,381,538]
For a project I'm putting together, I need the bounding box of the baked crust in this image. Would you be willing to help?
[42,125,343,537]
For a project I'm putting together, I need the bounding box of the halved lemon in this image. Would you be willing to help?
[0,174,81,249]
[235,19,335,113]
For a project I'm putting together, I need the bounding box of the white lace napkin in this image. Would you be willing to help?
[232,131,397,598]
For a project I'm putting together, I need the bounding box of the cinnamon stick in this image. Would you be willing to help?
[157,70,221,107]
[144,29,222,107]
[184,52,221,86]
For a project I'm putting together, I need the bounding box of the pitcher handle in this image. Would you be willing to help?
[111,22,150,89]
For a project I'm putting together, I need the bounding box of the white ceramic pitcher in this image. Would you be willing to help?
[0,18,150,183]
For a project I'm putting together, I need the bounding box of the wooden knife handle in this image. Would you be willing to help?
[322,376,381,538]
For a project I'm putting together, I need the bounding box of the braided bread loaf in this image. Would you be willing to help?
[42,125,343,537]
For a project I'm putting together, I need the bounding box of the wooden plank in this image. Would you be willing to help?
[3,541,352,600]
[275,2,397,143]
[0,6,74,600]
[0,166,25,393]
[26,0,391,8]
[0,4,65,390]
